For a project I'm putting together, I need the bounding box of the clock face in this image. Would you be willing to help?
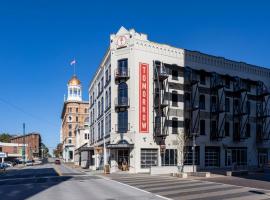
[117,36,127,47]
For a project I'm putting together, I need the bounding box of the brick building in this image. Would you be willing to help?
[0,142,28,161]
[60,75,89,162]
[10,132,41,160]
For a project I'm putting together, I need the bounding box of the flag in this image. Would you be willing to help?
[70,59,76,66]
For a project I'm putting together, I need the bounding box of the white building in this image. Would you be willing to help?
[88,27,270,173]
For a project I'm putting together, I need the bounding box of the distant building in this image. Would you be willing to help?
[0,142,28,162]
[61,75,89,162]
[10,133,41,160]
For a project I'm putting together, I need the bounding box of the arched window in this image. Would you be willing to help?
[199,95,205,110]
[69,89,72,96]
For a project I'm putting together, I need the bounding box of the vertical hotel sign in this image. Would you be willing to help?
[139,63,149,133]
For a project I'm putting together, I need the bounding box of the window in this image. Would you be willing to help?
[184,146,200,165]
[225,122,230,136]
[109,65,111,81]
[85,108,87,113]
[228,148,247,166]
[109,113,111,133]
[69,131,72,137]
[78,89,81,96]
[105,69,108,82]
[118,111,128,133]
[200,120,205,135]
[246,101,251,114]
[200,73,206,85]
[105,91,108,109]
[98,82,100,94]
[172,70,178,80]
[101,97,104,113]
[76,108,78,113]
[172,91,178,107]
[101,77,104,92]
[211,96,217,112]
[101,119,104,137]
[172,118,178,134]
[118,59,128,76]
[225,98,230,112]
[246,123,251,137]
[85,133,88,140]
[69,89,72,96]
[98,122,101,139]
[68,139,72,144]
[225,78,230,89]
[205,147,220,167]
[98,101,101,116]
[109,87,111,107]
[211,121,217,137]
[118,82,128,104]
[76,116,78,122]
[68,124,72,130]
[161,149,177,166]
[199,95,205,110]
[68,107,72,113]
[141,149,158,169]
[74,88,77,95]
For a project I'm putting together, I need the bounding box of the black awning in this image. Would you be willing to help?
[107,143,134,149]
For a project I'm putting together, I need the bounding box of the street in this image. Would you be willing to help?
[2,162,270,200]
[0,162,164,200]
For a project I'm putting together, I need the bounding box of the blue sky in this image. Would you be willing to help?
[0,0,269,151]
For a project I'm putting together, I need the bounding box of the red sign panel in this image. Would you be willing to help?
[139,63,149,133]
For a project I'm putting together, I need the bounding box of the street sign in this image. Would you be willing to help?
[0,152,7,158]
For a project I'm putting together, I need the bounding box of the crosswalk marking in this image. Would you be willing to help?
[107,174,270,200]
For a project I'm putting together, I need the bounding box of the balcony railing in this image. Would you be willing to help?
[115,123,130,133]
[115,97,130,108]
[115,68,130,82]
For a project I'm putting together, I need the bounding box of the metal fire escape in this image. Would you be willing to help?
[153,61,169,145]
[256,81,270,142]
[210,73,227,140]
[232,77,249,141]
[184,67,200,138]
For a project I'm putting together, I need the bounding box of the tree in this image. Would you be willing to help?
[176,129,189,172]
[53,143,63,158]
[0,133,13,142]
[41,143,50,158]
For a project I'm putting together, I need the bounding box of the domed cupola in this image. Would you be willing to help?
[67,75,82,101]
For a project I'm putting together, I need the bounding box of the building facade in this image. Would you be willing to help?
[88,27,270,173]
[61,75,89,162]
[0,142,28,162]
[10,133,41,160]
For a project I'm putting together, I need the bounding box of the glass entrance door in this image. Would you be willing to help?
[117,149,129,171]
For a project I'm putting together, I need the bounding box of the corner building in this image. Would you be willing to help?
[89,27,270,173]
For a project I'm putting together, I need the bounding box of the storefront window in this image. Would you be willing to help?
[141,149,158,169]
[161,149,177,166]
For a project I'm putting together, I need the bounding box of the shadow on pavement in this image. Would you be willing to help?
[0,166,72,200]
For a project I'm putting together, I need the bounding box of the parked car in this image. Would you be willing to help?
[0,163,9,169]
[4,162,12,167]
[54,159,61,165]
[25,160,34,166]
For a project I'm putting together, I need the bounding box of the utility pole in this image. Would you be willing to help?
[22,123,26,165]
[192,132,196,173]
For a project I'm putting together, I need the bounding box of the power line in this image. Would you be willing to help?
[0,97,59,128]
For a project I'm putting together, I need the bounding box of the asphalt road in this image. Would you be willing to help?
[0,163,164,200]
